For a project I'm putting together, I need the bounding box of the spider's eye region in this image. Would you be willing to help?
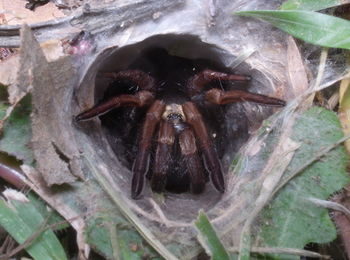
[128,85,139,93]
[167,113,182,121]
[162,104,186,121]
[167,113,187,133]
[161,104,188,133]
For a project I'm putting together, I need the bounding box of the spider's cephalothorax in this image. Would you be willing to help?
[76,69,285,199]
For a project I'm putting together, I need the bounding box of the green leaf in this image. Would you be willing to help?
[195,210,230,260]
[280,0,348,11]
[0,94,33,164]
[84,207,162,260]
[257,107,349,259]
[234,10,350,50]
[84,204,161,260]
[0,189,67,260]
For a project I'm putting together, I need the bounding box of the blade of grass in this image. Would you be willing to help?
[338,54,350,153]
[0,189,67,260]
[280,0,350,11]
[108,222,121,260]
[229,246,329,259]
[234,10,350,50]
[194,210,230,260]
[0,212,51,259]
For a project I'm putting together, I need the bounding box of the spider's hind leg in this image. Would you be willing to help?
[187,69,251,98]
[205,88,286,107]
[99,70,156,92]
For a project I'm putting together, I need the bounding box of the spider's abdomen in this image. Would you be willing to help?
[163,138,192,192]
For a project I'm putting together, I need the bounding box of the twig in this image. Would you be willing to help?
[307,197,350,219]
[148,198,179,228]
[333,189,350,259]
[327,90,340,110]
[0,236,13,255]
[108,221,120,260]
[313,47,328,90]
[0,0,185,47]
[316,70,350,92]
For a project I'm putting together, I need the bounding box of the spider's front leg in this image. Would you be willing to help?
[132,100,165,199]
[151,120,174,192]
[179,127,206,194]
[182,102,225,193]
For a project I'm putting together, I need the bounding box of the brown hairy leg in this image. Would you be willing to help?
[187,69,251,97]
[182,101,225,192]
[179,127,206,194]
[75,91,154,121]
[151,120,175,192]
[132,100,165,199]
[76,70,156,121]
[205,88,286,106]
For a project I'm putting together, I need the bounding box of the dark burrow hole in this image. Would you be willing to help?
[93,35,252,194]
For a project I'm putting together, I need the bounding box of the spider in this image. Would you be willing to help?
[76,69,285,199]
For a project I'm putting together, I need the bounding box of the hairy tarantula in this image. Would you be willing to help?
[76,66,285,199]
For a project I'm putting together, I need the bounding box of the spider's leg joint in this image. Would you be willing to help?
[205,88,223,104]
[137,90,155,106]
